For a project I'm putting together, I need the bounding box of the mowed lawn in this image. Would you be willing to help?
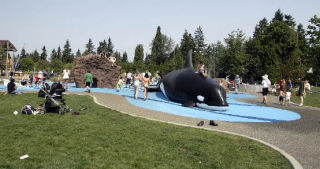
[0,93,291,169]
[291,87,320,108]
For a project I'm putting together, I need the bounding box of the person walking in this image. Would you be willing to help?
[298,78,305,106]
[234,74,241,94]
[133,72,141,99]
[62,67,70,89]
[85,70,93,93]
[261,74,271,104]
[143,73,150,100]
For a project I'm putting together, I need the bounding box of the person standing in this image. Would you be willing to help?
[126,71,132,88]
[234,74,240,94]
[85,70,93,93]
[298,78,305,106]
[29,74,33,87]
[143,73,150,101]
[62,67,70,89]
[133,72,141,99]
[261,74,271,104]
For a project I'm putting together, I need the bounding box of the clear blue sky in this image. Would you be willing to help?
[1,0,319,61]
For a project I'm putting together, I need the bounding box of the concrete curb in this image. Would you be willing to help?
[90,94,303,169]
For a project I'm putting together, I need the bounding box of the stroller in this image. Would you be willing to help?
[38,82,71,115]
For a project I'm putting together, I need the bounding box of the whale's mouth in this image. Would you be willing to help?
[197,95,228,107]
[196,102,228,111]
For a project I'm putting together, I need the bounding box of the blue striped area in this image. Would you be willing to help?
[0,83,301,122]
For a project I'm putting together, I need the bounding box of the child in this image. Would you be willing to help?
[143,73,150,101]
[35,76,39,87]
[116,77,124,92]
[285,89,291,105]
[279,91,284,105]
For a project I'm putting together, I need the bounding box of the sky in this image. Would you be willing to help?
[1,0,319,61]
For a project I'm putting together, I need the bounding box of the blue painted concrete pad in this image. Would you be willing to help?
[0,83,301,122]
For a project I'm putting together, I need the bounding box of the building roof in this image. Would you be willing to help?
[0,40,17,52]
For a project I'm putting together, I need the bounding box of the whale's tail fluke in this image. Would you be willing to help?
[184,50,193,68]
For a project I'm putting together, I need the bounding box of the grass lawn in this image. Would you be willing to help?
[0,93,291,169]
[291,87,320,108]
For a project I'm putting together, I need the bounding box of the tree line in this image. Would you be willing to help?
[4,9,319,86]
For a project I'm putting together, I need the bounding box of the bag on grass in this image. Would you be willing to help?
[21,104,37,115]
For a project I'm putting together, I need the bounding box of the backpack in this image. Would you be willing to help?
[21,104,37,115]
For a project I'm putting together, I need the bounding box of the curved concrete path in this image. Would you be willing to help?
[84,92,319,169]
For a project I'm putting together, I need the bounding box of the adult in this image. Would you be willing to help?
[6,78,20,94]
[197,61,207,77]
[108,55,116,67]
[143,73,150,101]
[62,67,70,89]
[234,74,241,94]
[126,72,132,88]
[85,70,93,93]
[133,72,141,99]
[261,74,271,104]
[298,78,305,106]
[288,79,293,90]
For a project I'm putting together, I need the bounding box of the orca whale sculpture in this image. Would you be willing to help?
[160,50,228,107]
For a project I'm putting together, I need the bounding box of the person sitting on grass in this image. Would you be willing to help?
[4,78,21,95]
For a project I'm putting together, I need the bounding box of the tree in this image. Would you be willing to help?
[17,58,34,71]
[133,44,144,71]
[57,46,62,60]
[62,40,73,63]
[218,30,248,79]
[113,51,121,64]
[150,26,174,65]
[194,26,207,55]
[253,18,268,38]
[31,50,40,62]
[97,39,107,56]
[106,37,114,57]
[180,30,195,63]
[36,59,49,71]
[76,49,81,58]
[50,49,58,60]
[307,15,320,85]
[284,14,296,27]
[50,58,64,73]
[20,48,27,58]
[40,46,47,60]
[84,38,95,55]
[122,51,128,63]
[272,9,284,22]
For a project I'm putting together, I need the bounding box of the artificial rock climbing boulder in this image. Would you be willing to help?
[73,54,121,88]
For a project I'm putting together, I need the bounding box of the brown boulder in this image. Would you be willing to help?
[72,54,121,88]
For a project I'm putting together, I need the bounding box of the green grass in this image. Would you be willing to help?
[291,87,320,108]
[0,93,291,169]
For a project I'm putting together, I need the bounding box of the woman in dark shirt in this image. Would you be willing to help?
[7,78,18,94]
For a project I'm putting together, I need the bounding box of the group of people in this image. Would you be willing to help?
[123,71,159,101]
[261,74,310,106]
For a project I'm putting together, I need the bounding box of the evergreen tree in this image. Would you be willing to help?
[253,18,268,38]
[194,26,207,55]
[307,15,320,85]
[84,38,95,55]
[40,46,47,60]
[284,14,296,27]
[272,9,284,22]
[50,49,58,60]
[20,48,27,58]
[151,26,165,65]
[113,51,121,64]
[62,39,73,63]
[296,24,309,65]
[18,58,34,71]
[122,51,128,63]
[57,46,62,60]
[180,30,195,62]
[97,39,107,56]
[106,37,114,57]
[50,58,64,73]
[31,50,40,62]
[76,49,81,57]
[133,44,144,71]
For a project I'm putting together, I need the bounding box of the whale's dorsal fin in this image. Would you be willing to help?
[184,50,193,68]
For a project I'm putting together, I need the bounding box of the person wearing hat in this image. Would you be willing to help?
[261,74,271,104]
